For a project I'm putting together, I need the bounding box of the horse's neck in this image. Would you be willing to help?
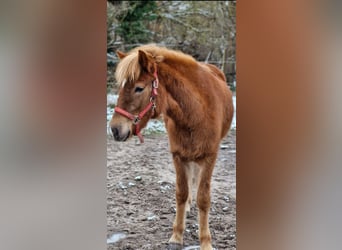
[158,69,201,128]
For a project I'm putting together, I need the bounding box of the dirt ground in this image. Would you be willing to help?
[107,130,236,250]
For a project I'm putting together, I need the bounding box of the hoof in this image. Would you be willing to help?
[200,245,213,250]
[167,243,183,250]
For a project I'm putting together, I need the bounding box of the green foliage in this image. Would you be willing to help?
[116,1,157,45]
[108,103,116,109]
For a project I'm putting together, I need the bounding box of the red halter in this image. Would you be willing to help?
[114,69,159,143]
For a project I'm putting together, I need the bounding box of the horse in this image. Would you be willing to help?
[110,44,234,250]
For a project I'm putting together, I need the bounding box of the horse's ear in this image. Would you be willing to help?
[138,50,158,73]
[138,50,150,70]
[116,50,127,59]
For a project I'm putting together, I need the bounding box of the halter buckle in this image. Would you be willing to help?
[133,116,140,125]
[150,96,156,102]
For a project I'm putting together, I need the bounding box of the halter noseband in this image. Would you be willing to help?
[114,68,159,143]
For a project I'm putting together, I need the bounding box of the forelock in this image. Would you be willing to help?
[115,52,141,87]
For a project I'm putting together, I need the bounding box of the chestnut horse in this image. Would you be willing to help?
[110,45,234,250]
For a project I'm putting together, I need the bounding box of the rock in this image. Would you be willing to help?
[222,206,229,212]
[107,232,126,244]
[160,184,171,191]
[147,215,158,221]
[119,182,127,189]
[128,182,136,187]
[182,246,201,250]
[228,234,235,240]
[135,176,142,181]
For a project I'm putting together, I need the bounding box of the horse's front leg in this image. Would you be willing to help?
[168,154,189,247]
[197,155,217,250]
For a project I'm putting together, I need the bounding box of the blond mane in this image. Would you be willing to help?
[115,44,198,87]
[115,53,141,87]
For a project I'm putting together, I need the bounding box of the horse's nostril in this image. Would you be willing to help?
[112,127,119,140]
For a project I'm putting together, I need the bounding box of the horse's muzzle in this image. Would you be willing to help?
[111,126,130,141]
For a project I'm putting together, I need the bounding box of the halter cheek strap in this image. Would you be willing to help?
[114,68,159,143]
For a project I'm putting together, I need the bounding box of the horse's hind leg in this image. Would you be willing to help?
[169,155,189,245]
[197,154,217,250]
[186,162,200,212]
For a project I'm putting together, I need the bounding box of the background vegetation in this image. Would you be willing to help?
[107,1,236,93]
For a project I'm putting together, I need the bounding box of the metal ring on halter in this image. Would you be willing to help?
[133,116,140,125]
[150,96,156,102]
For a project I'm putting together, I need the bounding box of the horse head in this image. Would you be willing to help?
[110,49,163,142]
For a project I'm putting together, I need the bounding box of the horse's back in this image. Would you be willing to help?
[202,63,227,82]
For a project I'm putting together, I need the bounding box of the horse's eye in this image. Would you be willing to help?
[134,86,144,93]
